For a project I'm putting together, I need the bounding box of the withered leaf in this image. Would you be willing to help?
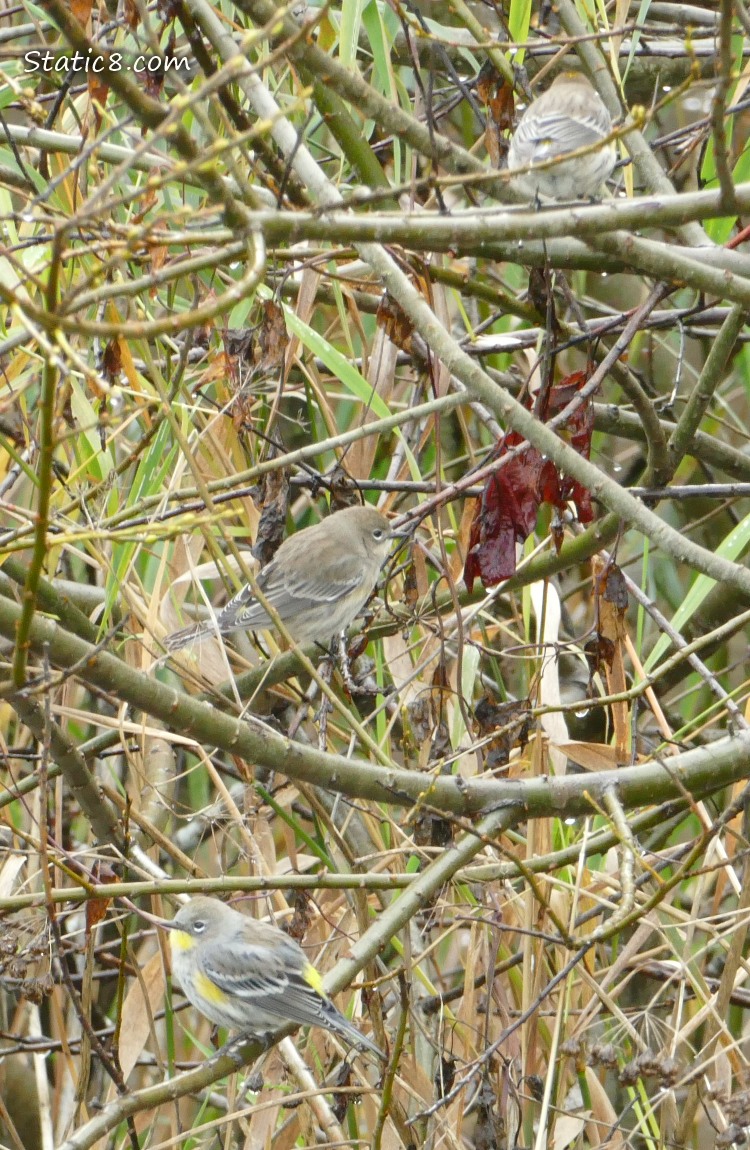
[257,300,288,373]
[474,696,531,768]
[584,634,616,676]
[464,371,596,591]
[602,562,628,612]
[377,292,413,353]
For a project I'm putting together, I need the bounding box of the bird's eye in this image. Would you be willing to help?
[193,920,206,934]
[372,528,385,541]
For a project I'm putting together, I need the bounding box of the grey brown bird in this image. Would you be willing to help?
[169,896,384,1058]
[166,505,395,651]
[507,72,616,201]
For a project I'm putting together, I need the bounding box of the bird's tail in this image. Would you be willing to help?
[322,999,385,1060]
[164,622,215,652]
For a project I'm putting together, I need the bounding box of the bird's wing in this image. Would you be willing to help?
[516,110,608,159]
[203,948,384,1057]
[282,551,365,605]
[202,955,330,1029]
[213,579,272,634]
[218,557,363,634]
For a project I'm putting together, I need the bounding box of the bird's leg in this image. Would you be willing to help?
[289,672,321,739]
[349,655,389,698]
[236,1044,272,1094]
[236,1046,272,1099]
[315,653,335,750]
[205,1035,269,1100]
[317,694,333,751]
[340,627,387,698]
[215,1033,253,1066]
[336,630,357,696]
[239,1062,266,1099]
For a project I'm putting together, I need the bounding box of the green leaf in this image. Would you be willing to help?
[69,379,114,484]
[703,154,750,244]
[643,508,750,672]
[0,147,47,192]
[255,782,335,869]
[508,0,532,59]
[362,0,393,99]
[283,307,392,420]
[339,0,365,70]
[624,0,652,81]
[101,421,176,629]
[451,645,480,751]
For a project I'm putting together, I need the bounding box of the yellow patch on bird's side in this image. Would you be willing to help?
[169,929,196,953]
[194,969,229,1004]
[303,963,325,995]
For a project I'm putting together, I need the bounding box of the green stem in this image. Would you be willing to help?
[667,304,745,465]
[8,695,123,848]
[1,595,750,818]
[12,232,62,687]
[56,805,514,1150]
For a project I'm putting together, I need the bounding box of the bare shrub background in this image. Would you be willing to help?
[2,1,750,1148]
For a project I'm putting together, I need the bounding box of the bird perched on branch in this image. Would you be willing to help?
[167,896,384,1058]
[165,504,397,652]
[507,71,616,201]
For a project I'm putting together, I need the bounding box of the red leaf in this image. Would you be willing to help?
[464,371,597,591]
[546,370,595,523]
[465,438,546,589]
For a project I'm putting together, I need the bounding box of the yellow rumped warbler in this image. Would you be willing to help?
[507,71,616,201]
[165,505,396,652]
[168,896,384,1058]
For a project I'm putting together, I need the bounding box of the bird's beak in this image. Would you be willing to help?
[152,915,175,931]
